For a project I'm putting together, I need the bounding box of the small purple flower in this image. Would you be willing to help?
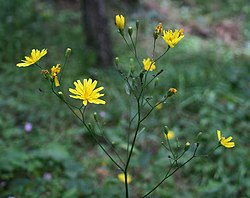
[24,122,33,132]
[99,111,106,118]
[43,172,52,181]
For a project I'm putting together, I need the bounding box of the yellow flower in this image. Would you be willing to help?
[16,49,47,67]
[118,173,132,184]
[143,58,156,71]
[162,29,184,48]
[115,15,125,30]
[69,78,106,106]
[217,130,235,148]
[164,130,175,140]
[51,64,61,87]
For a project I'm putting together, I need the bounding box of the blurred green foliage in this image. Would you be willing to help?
[0,0,249,197]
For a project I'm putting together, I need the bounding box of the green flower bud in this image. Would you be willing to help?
[93,112,98,122]
[153,31,159,40]
[115,57,119,66]
[154,77,159,87]
[128,26,133,36]
[184,142,191,151]
[57,91,65,101]
[196,132,203,142]
[129,58,135,73]
[164,126,169,135]
[136,20,139,30]
[65,48,72,57]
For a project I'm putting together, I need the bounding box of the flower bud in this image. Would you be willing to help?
[196,132,202,142]
[136,20,139,30]
[65,48,72,57]
[57,91,65,101]
[129,58,135,73]
[88,123,92,130]
[184,142,191,151]
[115,57,119,66]
[164,126,169,135]
[115,15,125,35]
[154,77,159,87]
[153,31,159,40]
[139,72,144,83]
[128,26,133,36]
[167,88,177,97]
[41,69,50,79]
[93,112,98,122]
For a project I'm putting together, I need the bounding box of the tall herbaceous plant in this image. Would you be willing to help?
[16,14,235,197]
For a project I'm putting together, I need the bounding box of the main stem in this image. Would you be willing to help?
[124,94,142,197]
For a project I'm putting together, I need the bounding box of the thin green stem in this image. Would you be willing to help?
[152,38,156,60]
[59,53,70,83]
[124,96,142,198]
[143,144,199,197]
[94,115,125,167]
[154,46,170,63]
[143,69,164,89]
[81,107,124,171]
[35,63,42,69]
[141,96,169,123]
[122,35,143,68]
[129,34,139,65]
[166,131,175,159]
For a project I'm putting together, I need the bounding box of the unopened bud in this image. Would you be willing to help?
[65,48,72,57]
[153,31,159,40]
[128,26,133,36]
[136,20,139,30]
[88,123,92,130]
[167,88,177,97]
[41,69,49,75]
[196,132,203,142]
[139,72,144,83]
[93,112,98,121]
[115,57,119,66]
[57,91,65,101]
[184,142,191,151]
[154,77,159,87]
[164,126,169,135]
[40,69,50,79]
[129,58,135,73]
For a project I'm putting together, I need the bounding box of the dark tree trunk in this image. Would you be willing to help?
[81,0,113,67]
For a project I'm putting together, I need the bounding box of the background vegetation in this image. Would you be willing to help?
[0,0,249,197]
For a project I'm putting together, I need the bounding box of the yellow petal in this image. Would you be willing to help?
[217,130,221,141]
[224,136,233,142]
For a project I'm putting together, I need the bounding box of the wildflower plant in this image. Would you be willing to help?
[16,14,236,198]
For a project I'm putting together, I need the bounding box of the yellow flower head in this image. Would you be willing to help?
[69,78,106,106]
[118,173,132,184]
[217,130,235,148]
[16,49,47,67]
[51,64,61,87]
[162,29,184,48]
[164,130,175,140]
[143,58,156,71]
[115,15,125,30]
